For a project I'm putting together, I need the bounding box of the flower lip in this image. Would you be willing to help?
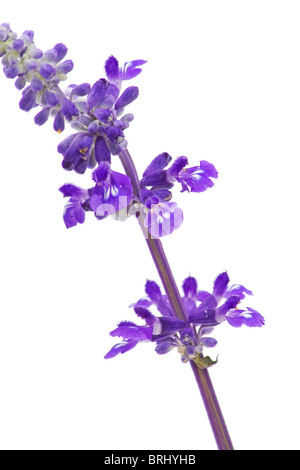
[105,273,263,362]
[121,59,147,80]
[226,307,265,328]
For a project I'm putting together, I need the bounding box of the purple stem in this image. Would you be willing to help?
[190,362,234,450]
[119,149,234,450]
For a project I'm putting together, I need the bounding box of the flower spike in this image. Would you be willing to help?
[105,273,264,366]
[1,24,263,450]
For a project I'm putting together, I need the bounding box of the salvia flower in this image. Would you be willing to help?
[2,25,219,241]
[59,162,133,227]
[105,56,147,87]
[0,23,75,131]
[140,154,218,193]
[188,272,265,328]
[57,56,146,173]
[59,184,90,229]
[137,153,218,237]
[89,162,133,218]
[1,24,146,171]
[105,273,264,367]
[143,201,183,238]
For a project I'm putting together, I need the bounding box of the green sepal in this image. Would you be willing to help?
[194,354,218,369]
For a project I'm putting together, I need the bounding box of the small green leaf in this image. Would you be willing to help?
[194,354,218,369]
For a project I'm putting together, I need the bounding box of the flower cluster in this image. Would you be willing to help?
[57,58,146,173]
[0,23,146,162]
[1,24,218,238]
[1,24,265,378]
[138,154,218,237]
[141,154,218,193]
[59,162,133,228]
[105,272,264,367]
[0,25,141,225]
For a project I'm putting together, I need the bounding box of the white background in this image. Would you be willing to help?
[0,0,300,451]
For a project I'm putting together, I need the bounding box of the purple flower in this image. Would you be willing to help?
[34,107,51,126]
[1,27,145,166]
[115,86,139,110]
[176,160,218,193]
[188,272,265,328]
[139,153,216,238]
[104,55,147,86]
[54,56,145,172]
[140,152,174,189]
[59,184,90,228]
[58,162,134,226]
[105,274,264,367]
[58,55,144,166]
[58,132,95,174]
[89,162,133,218]
[60,98,80,122]
[140,154,218,194]
[121,60,147,80]
[19,88,38,112]
[139,185,182,238]
[104,340,139,359]
[105,280,217,366]
[183,276,198,298]
[104,305,185,360]
[143,201,183,238]
[225,307,265,328]
[133,280,173,317]
[0,24,74,129]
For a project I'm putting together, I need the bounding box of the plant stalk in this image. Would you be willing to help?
[119,148,234,450]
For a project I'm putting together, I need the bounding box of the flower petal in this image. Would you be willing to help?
[144,202,183,238]
[115,86,139,110]
[155,338,177,355]
[19,88,37,111]
[182,276,198,298]
[104,340,138,359]
[213,272,230,298]
[94,136,111,163]
[60,97,79,121]
[226,307,265,328]
[224,284,253,300]
[189,308,217,325]
[105,55,119,82]
[134,305,155,325]
[157,317,185,335]
[178,160,218,193]
[87,79,108,109]
[121,59,147,80]
[145,280,162,304]
[34,107,50,126]
[62,200,85,228]
[201,337,218,348]
[142,153,172,177]
[110,324,152,341]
